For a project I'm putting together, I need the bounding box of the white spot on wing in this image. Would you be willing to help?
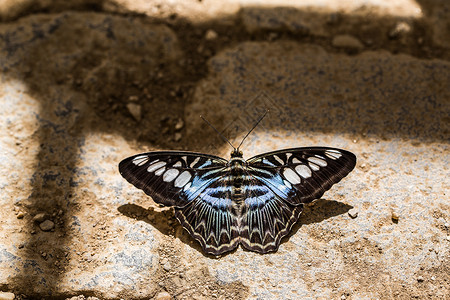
[183,181,192,191]
[283,179,292,188]
[273,155,284,165]
[308,162,320,171]
[308,156,327,167]
[155,167,166,176]
[132,155,149,166]
[295,164,312,178]
[175,171,192,188]
[173,161,182,167]
[147,161,166,172]
[163,168,179,182]
[325,150,342,160]
[283,168,301,185]
[190,157,200,168]
[292,158,301,164]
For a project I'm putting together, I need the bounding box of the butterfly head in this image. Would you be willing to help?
[231,149,243,158]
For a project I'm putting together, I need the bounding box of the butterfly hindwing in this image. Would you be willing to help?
[174,177,241,255]
[239,178,304,253]
[247,147,356,205]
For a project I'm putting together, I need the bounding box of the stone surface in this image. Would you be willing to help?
[0,1,449,300]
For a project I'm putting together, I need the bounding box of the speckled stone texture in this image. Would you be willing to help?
[0,2,449,300]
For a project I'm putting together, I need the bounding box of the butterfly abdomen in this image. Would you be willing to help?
[228,157,247,198]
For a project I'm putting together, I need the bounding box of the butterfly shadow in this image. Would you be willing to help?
[117,203,238,258]
[238,198,353,255]
[118,198,351,257]
[286,198,353,240]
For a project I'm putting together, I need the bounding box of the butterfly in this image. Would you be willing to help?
[119,145,356,255]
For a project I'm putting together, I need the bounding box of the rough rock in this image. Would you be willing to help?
[0,1,449,300]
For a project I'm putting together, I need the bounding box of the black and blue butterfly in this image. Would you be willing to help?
[119,143,356,255]
[120,111,355,254]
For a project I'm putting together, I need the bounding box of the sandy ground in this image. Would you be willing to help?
[0,0,449,299]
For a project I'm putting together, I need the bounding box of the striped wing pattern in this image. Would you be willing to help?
[119,147,356,255]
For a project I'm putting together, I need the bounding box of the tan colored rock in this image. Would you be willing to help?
[332,34,364,50]
[0,292,15,300]
[155,291,171,300]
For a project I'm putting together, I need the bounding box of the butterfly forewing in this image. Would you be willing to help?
[118,151,227,207]
[247,147,356,205]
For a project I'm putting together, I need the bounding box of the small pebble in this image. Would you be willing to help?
[155,291,171,300]
[163,262,172,271]
[126,103,142,121]
[332,34,364,50]
[33,213,47,223]
[388,21,411,39]
[446,236,450,241]
[16,212,25,219]
[174,133,182,142]
[444,222,449,229]
[128,95,139,102]
[431,276,436,281]
[417,276,424,282]
[391,211,399,223]
[348,208,358,218]
[175,119,184,130]
[205,29,218,40]
[0,291,15,300]
[39,220,55,231]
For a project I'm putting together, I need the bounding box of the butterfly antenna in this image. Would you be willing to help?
[236,109,269,151]
[200,115,236,150]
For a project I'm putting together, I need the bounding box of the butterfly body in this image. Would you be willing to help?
[119,147,356,255]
